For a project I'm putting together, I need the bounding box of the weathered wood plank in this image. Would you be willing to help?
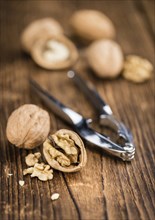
[134,0,155,37]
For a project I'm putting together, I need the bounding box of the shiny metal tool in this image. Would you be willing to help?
[30,71,135,161]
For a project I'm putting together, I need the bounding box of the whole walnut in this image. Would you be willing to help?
[70,10,115,42]
[6,104,50,149]
[86,39,124,78]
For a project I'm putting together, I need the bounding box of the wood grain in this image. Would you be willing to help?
[0,1,154,220]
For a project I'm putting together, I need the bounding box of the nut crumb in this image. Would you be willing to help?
[19,180,25,186]
[23,163,53,181]
[123,55,153,83]
[25,152,41,166]
[51,193,59,201]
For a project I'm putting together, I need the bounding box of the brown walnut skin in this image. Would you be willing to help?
[6,104,50,149]
[43,129,87,173]
[86,39,124,78]
[31,34,79,70]
[21,18,64,53]
[70,10,116,42]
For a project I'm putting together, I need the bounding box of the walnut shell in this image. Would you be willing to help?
[31,34,79,70]
[21,18,64,53]
[43,129,87,172]
[86,39,124,78]
[6,104,50,149]
[70,10,115,42]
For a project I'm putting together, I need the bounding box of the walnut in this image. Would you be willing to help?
[70,10,115,42]
[6,104,50,149]
[123,55,153,83]
[43,129,87,172]
[25,152,41,166]
[21,18,64,53]
[31,34,79,70]
[23,163,53,181]
[86,39,124,78]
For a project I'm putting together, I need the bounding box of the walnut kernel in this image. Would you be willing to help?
[123,55,153,83]
[25,152,41,166]
[23,163,53,181]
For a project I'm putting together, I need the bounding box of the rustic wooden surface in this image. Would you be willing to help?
[0,1,154,220]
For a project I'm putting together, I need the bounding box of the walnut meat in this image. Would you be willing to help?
[21,17,64,53]
[123,55,153,83]
[23,163,53,181]
[70,10,115,42]
[43,129,87,172]
[25,152,41,166]
[6,104,50,149]
[86,39,124,78]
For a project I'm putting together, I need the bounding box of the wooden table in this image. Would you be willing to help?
[0,1,154,220]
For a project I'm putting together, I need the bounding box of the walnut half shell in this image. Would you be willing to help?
[31,34,79,70]
[43,129,87,172]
